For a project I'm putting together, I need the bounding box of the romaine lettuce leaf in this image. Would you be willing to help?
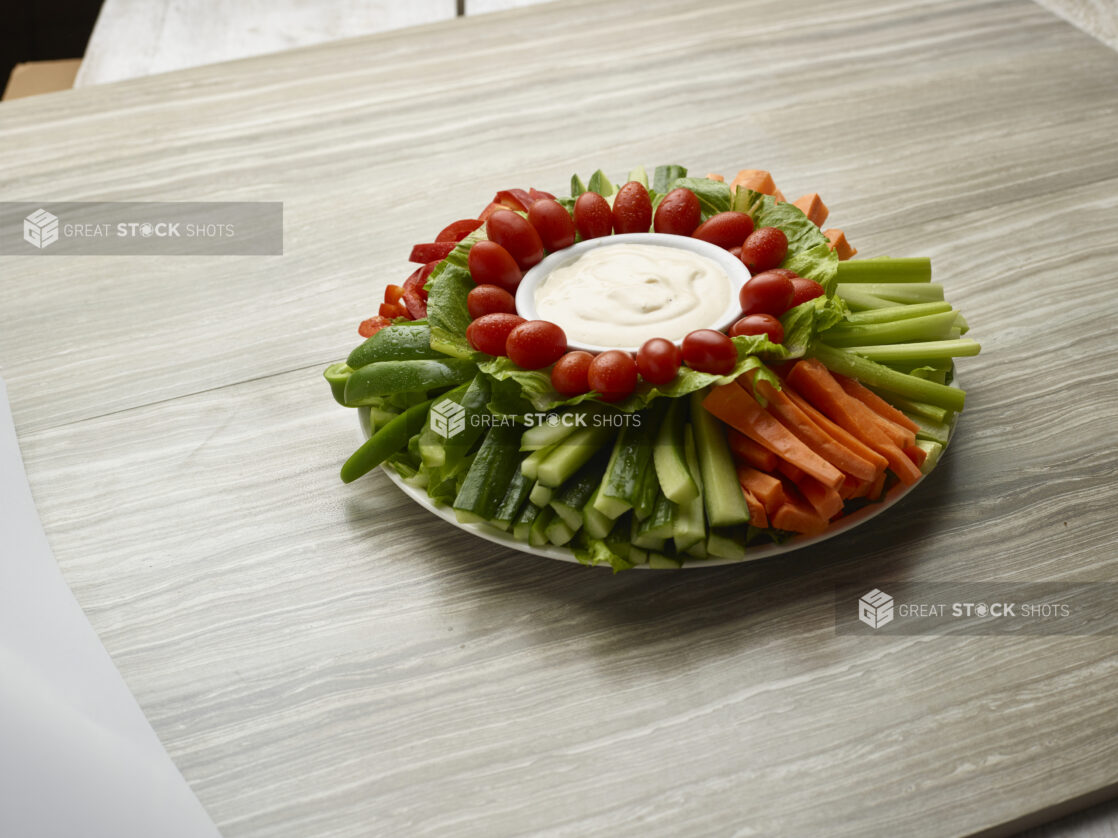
[668,176,732,217]
[478,334,786,414]
[425,230,485,359]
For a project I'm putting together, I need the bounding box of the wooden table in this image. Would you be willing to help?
[3,0,1118,834]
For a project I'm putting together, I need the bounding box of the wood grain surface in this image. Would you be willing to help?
[2,0,1118,835]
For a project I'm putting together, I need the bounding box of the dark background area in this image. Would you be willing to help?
[0,0,102,90]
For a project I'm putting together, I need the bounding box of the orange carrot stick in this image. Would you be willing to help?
[835,374,920,434]
[727,428,778,472]
[704,383,845,490]
[736,466,787,516]
[741,488,769,529]
[782,388,888,473]
[751,377,879,481]
[705,173,725,182]
[786,361,922,485]
[771,484,830,535]
[790,471,844,519]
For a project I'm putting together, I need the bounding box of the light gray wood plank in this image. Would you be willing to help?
[1035,0,1118,50]
[3,0,1118,438]
[76,0,457,87]
[2,0,1118,835]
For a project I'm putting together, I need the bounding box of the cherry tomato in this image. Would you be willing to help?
[527,198,576,252]
[729,313,784,344]
[740,227,788,274]
[486,209,545,270]
[691,211,754,249]
[551,351,594,396]
[636,337,682,385]
[739,270,795,317]
[506,320,567,370]
[466,313,526,356]
[436,218,482,243]
[765,268,799,280]
[682,329,737,375]
[467,240,522,292]
[574,192,612,239]
[728,246,742,260]
[467,284,517,319]
[790,276,825,307]
[587,351,638,401]
[612,181,653,234]
[653,188,701,236]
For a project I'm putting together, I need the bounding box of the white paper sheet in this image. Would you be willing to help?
[0,378,222,838]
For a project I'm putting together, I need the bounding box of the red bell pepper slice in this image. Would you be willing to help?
[435,218,482,243]
[527,188,556,204]
[401,288,427,320]
[358,315,392,338]
[408,241,456,264]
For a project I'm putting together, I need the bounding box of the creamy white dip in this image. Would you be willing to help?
[533,243,732,347]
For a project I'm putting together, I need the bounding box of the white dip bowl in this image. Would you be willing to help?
[514,232,750,354]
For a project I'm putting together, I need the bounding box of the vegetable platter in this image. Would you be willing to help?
[324,164,980,570]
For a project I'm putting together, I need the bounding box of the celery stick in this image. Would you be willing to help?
[837,283,944,303]
[837,287,896,311]
[842,339,981,363]
[811,344,965,411]
[954,312,970,334]
[825,311,960,347]
[844,301,953,325]
[947,327,962,339]
[866,388,951,424]
[836,257,932,283]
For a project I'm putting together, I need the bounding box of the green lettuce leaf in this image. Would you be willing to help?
[652,164,687,196]
[572,535,634,573]
[478,334,786,415]
[425,230,485,360]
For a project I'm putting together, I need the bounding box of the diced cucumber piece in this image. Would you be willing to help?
[673,424,707,552]
[707,528,746,561]
[686,541,707,559]
[529,506,556,547]
[536,425,615,488]
[654,397,699,505]
[550,455,608,530]
[490,468,533,531]
[630,515,665,551]
[628,547,650,566]
[453,424,523,524]
[529,481,554,508]
[545,516,577,546]
[417,381,471,468]
[603,515,632,559]
[582,486,615,539]
[521,412,580,451]
[631,451,661,520]
[637,491,677,540]
[648,553,682,570]
[440,376,491,475]
[513,503,543,542]
[521,443,557,481]
[594,413,655,519]
[628,164,649,188]
[691,390,749,527]
[916,439,944,473]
